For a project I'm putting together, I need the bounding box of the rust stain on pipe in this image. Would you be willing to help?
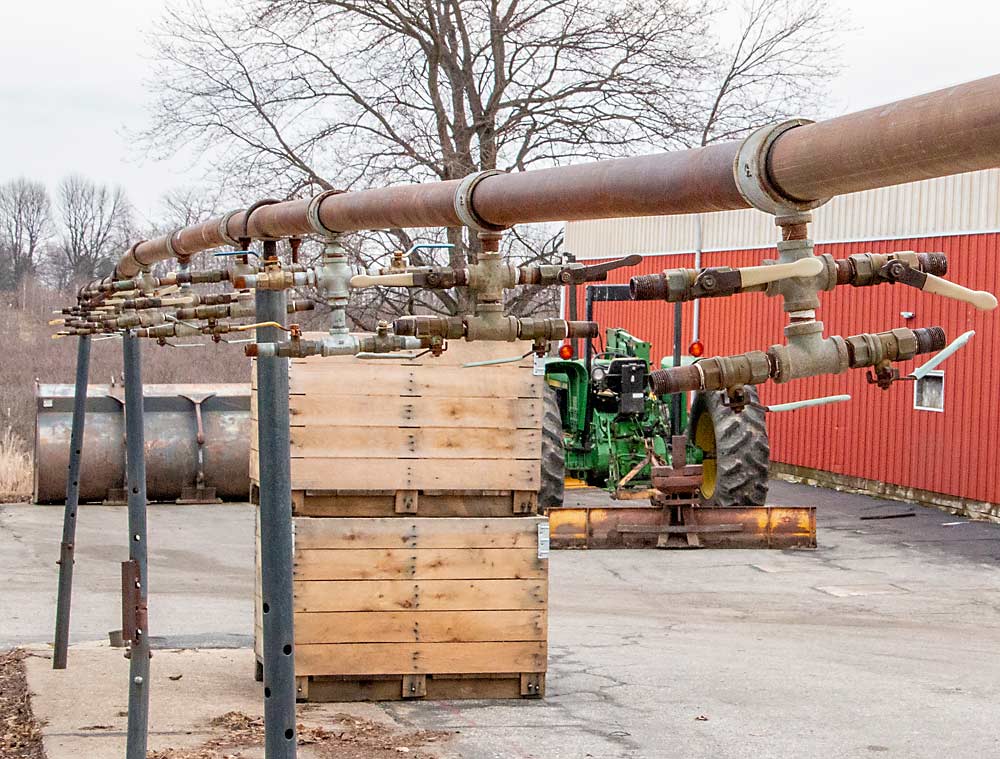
[769,75,1000,203]
[115,73,1000,280]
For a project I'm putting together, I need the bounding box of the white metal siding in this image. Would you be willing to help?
[565,168,1000,259]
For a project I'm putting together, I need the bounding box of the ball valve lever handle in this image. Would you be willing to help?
[738,257,824,287]
[350,272,417,288]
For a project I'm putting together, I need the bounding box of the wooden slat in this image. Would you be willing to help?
[301,673,537,701]
[294,547,545,581]
[294,579,547,612]
[292,338,536,368]
[290,363,540,399]
[295,641,547,676]
[289,457,539,491]
[290,426,540,460]
[294,610,546,644]
[294,516,545,550]
[288,396,541,429]
[293,492,520,517]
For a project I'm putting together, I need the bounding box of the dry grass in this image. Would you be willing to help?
[0,429,31,504]
[0,282,250,490]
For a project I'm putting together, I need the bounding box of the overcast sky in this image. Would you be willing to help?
[2,0,998,222]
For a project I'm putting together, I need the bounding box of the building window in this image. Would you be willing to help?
[914,371,944,412]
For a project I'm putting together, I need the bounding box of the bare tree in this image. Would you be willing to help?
[698,0,840,148]
[0,178,51,291]
[143,0,839,318]
[54,175,134,286]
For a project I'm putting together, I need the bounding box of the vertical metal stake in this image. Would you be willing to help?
[123,331,150,759]
[671,301,683,437]
[53,335,91,669]
[255,252,297,758]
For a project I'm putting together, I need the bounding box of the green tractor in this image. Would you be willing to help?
[540,327,770,509]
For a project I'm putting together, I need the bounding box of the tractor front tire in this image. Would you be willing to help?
[688,387,769,507]
[538,388,565,511]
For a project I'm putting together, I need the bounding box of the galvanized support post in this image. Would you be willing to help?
[671,302,683,437]
[122,331,151,759]
[52,335,91,670]
[255,244,297,758]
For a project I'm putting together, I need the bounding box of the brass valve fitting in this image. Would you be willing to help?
[649,351,772,396]
[845,326,945,368]
[649,326,946,395]
[836,252,948,286]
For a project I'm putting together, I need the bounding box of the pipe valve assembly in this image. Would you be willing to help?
[49,72,1000,759]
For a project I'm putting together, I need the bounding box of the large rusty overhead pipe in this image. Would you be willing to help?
[115,74,1000,279]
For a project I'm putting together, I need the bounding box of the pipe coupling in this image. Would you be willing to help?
[306,189,345,238]
[649,350,771,395]
[734,120,830,214]
[454,170,506,232]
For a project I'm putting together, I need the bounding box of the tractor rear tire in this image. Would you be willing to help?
[538,388,565,511]
[688,387,769,508]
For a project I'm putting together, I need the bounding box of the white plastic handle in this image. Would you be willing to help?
[350,272,416,288]
[739,257,824,288]
[910,330,975,380]
[767,394,851,413]
[921,274,997,311]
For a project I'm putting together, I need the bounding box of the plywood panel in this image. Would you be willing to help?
[294,516,546,550]
[288,396,541,430]
[295,641,547,676]
[294,579,548,613]
[294,610,546,644]
[294,547,544,581]
[290,426,540,460]
[289,457,539,491]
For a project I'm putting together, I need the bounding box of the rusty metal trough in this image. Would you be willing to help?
[33,382,251,504]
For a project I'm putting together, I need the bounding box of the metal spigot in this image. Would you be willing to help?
[648,326,947,395]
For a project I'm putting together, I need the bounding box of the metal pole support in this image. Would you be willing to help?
[123,331,151,759]
[53,335,91,669]
[255,264,297,757]
[671,302,683,437]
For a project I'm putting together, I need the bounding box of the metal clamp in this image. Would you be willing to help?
[240,198,281,242]
[162,231,183,266]
[217,210,243,248]
[125,240,151,273]
[306,188,345,238]
[734,120,830,215]
[454,169,506,232]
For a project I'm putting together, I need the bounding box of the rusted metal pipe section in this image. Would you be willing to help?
[112,74,1000,278]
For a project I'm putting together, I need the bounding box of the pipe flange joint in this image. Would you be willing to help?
[454,170,506,232]
[306,188,345,238]
[734,119,830,215]
[217,210,243,248]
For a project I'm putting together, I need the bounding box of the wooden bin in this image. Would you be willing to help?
[251,340,550,700]
[251,340,544,516]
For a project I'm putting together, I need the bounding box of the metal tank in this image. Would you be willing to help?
[33,382,251,504]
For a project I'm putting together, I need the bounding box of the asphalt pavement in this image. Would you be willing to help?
[4,481,1000,758]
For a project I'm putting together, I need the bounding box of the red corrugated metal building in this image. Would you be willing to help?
[563,169,1000,519]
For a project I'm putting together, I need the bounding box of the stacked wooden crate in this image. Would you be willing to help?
[251,340,549,701]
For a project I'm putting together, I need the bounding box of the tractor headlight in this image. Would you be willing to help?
[591,365,607,383]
